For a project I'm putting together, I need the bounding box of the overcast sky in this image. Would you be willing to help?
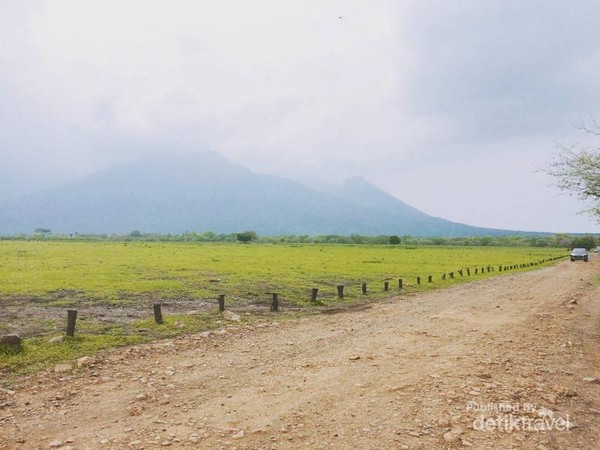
[1,0,599,233]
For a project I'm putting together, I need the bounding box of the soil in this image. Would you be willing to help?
[0,296,218,338]
[1,258,599,449]
[0,294,303,338]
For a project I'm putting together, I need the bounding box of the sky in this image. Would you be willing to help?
[1,0,599,233]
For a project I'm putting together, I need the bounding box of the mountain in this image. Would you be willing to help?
[0,152,519,236]
[332,176,511,236]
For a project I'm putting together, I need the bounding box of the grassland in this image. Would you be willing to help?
[0,240,566,377]
[0,240,566,304]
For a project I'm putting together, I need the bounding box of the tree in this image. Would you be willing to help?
[548,120,600,219]
[478,236,492,246]
[236,231,258,243]
[350,234,365,244]
[571,235,597,250]
[432,237,446,245]
[201,231,217,241]
[389,235,401,245]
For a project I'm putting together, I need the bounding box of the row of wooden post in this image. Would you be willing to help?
[152,293,281,324]
[61,255,567,334]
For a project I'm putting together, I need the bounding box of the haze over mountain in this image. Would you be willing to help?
[0,153,524,237]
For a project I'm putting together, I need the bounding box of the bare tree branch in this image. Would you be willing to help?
[547,119,600,222]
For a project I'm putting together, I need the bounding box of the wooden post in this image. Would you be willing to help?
[218,294,225,312]
[362,283,367,294]
[311,288,319,302]
[337,285,344,298]
[499,265,502,271]
[442,273,446,280]
[66,309,77,336]
[153,304,163,325]
[384,281,389,291]
[475,268,478,274]
[466,268,471,276]
[270,293,279,312]
[457,269,463,277]
[449,272,454,279]
[428,275,432,283]
[398,278,403,289]
[417,276,421,285]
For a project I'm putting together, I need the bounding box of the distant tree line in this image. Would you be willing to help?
[0,229,598,249]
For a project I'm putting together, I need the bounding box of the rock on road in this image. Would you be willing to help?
[1,259,600,449]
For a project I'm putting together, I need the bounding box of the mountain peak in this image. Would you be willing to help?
[0,155,513,236]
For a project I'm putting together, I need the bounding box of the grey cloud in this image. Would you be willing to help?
[1,0,599,231]
[400,1,600,148]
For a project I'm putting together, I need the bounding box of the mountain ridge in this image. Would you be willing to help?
[0,152,527,236]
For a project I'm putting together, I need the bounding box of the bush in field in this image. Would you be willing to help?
[389,235,401,245]
[479,237,492,246]
[236,231,258,243]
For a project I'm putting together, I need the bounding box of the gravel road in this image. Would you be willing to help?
[1,258,599,449]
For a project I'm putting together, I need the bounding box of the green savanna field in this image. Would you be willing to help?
[0,240,567,376]
[0,240,567,305]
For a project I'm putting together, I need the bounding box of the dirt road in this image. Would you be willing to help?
[1,259,599,449]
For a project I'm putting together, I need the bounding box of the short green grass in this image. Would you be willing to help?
[0,241,566,305]
[0,334,143,378]
[0,311,228,381]
[0,241,566,379]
